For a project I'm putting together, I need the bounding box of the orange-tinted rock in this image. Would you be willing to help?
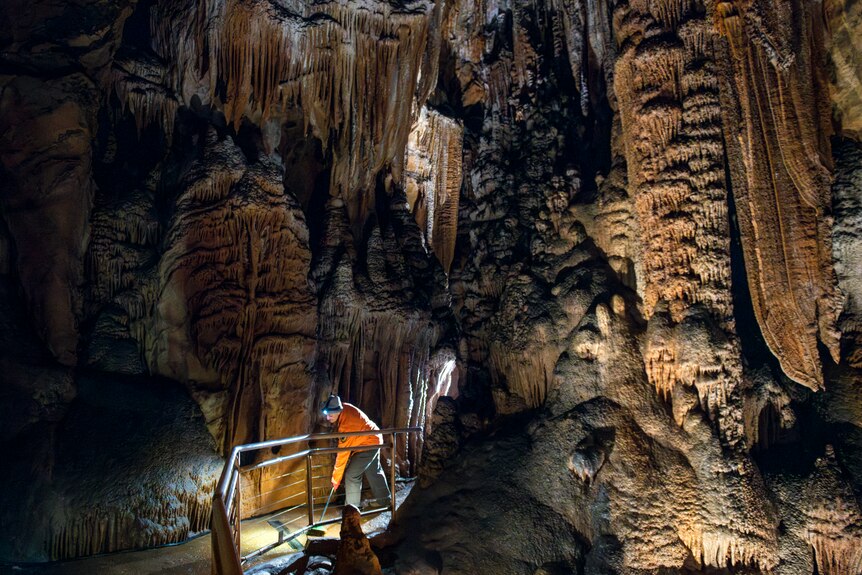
[612,0,743,442]
[715,0,842,391]
[405,107,464,274]
[151,130,317,451]
[3,0,862,569]
[150,0,439,229]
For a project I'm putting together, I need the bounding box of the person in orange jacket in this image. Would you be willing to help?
[322,394,391,509]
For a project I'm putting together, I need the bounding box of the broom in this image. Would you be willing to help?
[306,486,335,537]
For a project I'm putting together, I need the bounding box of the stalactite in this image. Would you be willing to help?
[617,9,734,326]
[149,0,438,227]
[488,343,557,410]
[679,524,777,571]
[714,0,842,391]
[111,51,179,141]
[404,106,464,274]
[697,529,775,570]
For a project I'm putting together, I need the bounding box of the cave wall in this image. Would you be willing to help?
[2,0,862,570]
[1,0,454,561]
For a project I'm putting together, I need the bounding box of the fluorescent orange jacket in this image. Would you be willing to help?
[331,403,383,486]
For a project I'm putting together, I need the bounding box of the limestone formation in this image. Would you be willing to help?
[333,505,382,575]
[832,139,862,368]
[2,0,862,570]
[151,129,317,451]
[715,0,843,391]
[405,106,464,273]
[613,0,745,443]
[0,372,221,561]
[417,396,461,488]
[149,0,441,226]
[313,187,449,470]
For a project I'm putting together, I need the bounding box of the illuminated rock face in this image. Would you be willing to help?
[2,0,862,570]
[715,0,842,393]
[613,0,743,444]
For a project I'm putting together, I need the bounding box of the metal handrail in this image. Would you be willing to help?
[211,427,422,575]
[217,428,418,497]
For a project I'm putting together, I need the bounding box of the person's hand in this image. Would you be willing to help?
[331,477,340,490]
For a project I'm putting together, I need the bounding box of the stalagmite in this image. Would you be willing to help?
[333,505,382,575]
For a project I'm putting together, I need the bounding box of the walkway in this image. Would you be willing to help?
[1,484,411,575]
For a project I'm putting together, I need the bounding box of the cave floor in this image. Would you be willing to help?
[2,484,411,575]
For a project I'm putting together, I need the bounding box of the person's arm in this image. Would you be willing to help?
[331,449,350,489]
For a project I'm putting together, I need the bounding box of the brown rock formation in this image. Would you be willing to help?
[714,0,842,391]
[150,0,441,227]
[313,187,449,469]
[397,279,782,573]
[151,129,317,451]
[333,505,383,575]
[613,0,744,442]
[405,106,464,274]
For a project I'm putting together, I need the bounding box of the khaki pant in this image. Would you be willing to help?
[344,449,391,508]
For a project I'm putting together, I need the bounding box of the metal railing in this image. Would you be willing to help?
[211,427,422,575]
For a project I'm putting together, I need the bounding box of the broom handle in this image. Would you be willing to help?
[319,487,335,524]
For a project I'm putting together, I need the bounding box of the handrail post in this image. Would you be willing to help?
[235,471,241,553]
[390,433,397,523]
[306,453,314,527]
[233,453,241,554]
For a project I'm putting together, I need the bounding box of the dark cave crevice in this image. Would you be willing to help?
[724,142,782,377]
[119,0,157,55]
